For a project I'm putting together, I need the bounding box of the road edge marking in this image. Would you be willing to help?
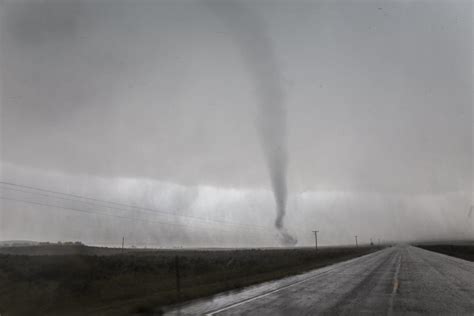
[205,267,335,315]
[205,249,390,315]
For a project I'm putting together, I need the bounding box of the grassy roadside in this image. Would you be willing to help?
[0,246,382,315]
[416,244,474,262]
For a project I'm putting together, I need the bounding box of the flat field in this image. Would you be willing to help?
[416,244,474,262]
[0,245,381,315]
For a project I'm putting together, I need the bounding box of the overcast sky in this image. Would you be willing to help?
[0,0,472,247]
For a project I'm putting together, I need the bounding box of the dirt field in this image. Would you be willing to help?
[0,245,381,315]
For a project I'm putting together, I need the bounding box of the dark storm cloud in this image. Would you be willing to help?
[4,0,82,45]
[0,0,472,245]
[1,0,471,194]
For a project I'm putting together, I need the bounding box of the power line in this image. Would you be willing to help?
[0,196,269,233]
[1,186,269,231]
[0,181,273,231]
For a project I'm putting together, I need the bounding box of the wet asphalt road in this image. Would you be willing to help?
[165,245,474,315]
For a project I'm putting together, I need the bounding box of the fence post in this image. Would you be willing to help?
[175,255,181,300]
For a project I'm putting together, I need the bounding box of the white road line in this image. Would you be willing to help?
[205,249,390,315]
[205,268,333,315]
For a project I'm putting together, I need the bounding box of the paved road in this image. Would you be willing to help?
[165,245,474,315]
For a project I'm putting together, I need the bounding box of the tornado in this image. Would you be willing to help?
[208,1,297,245]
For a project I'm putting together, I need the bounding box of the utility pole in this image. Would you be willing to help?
[312,230,319,251]
[175,256,181,300]
[121,236,124,254]
[354,235,358,248]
